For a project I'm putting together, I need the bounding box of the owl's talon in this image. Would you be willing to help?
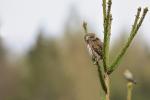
[93,61,97,65]
[92,60,98,65]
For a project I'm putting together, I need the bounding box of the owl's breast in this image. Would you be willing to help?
[87,44,93,56]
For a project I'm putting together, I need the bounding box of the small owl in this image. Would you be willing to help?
[84,33,103,64]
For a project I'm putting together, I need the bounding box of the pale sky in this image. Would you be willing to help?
[0,0,149,54]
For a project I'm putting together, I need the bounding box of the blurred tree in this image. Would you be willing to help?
[0,36,19,100]
[0,37,6,64]
[21,28,76,100]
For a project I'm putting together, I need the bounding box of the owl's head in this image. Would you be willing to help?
[84,33,96,42]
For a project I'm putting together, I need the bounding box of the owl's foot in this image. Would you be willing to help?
[93,61,97,65]
[92,57,98,65]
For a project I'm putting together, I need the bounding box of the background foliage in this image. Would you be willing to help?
[0,9,150,100]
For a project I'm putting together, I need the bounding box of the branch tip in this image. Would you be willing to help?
[83,21,88,33]
[144,7,148,13]
[138,7,141,11]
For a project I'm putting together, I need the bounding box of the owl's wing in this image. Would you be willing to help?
[90,38,103,56]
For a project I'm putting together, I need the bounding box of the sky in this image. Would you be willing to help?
[0,0,149,54]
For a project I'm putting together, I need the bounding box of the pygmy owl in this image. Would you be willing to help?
[84,33,103,64]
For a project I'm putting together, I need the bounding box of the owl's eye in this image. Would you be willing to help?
[86,36,89,40]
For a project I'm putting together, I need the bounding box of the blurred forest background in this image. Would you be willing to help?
[0,7,150,100]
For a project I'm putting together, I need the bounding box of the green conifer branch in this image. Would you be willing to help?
[103,0,112,72]
[96,62,107,94]
[108,7,148,74]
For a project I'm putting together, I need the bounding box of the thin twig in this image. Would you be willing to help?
[102,0,107,72]
[105,73,110,100]
[102,1,112,100]
[127,82,133,100]
[130,7,141,36]
[96,62,107,94]
[134,7,148,35]
[105,13,112,73]
[102,0,107,23]
[83,21,88,33]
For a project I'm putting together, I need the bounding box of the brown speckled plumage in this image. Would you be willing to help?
[84,33,103,64]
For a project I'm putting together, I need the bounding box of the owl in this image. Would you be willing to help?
[84,33,103,64]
